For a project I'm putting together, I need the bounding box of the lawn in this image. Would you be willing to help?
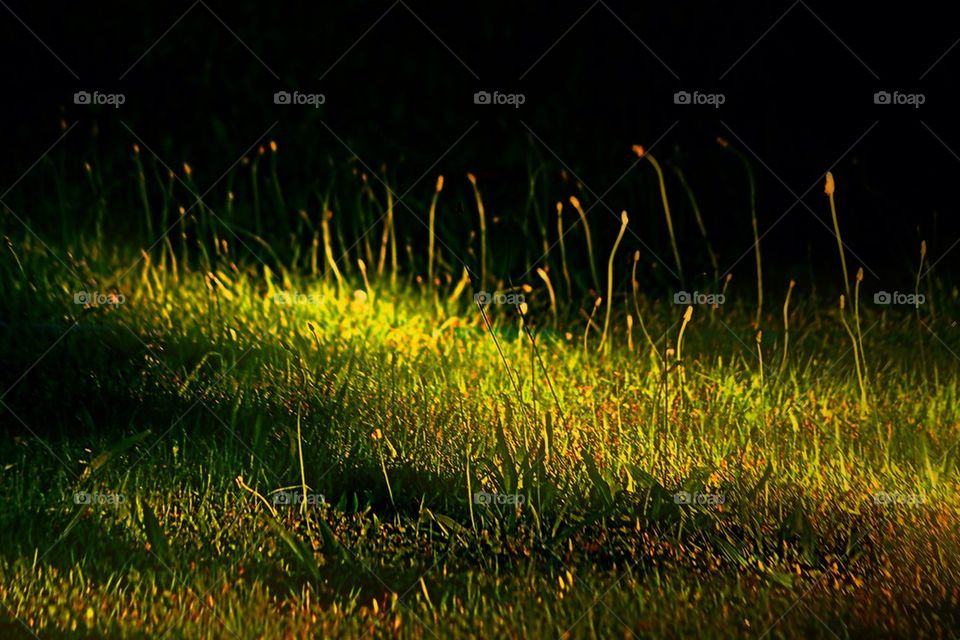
[1,153,959,639]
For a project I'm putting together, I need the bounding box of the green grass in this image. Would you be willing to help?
[1,155,960,638]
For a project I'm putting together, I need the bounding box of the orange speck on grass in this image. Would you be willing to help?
[269,140,277,152]
[436,175,444,192]
[824,171,835,196]
[631,144,645,158]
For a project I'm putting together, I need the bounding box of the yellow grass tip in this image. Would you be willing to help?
[716,137,729,148]
[856,267,863,282]
[556,201,563,215]
[789,279,796,288]
[466,172,477,185]
[921,240,927,257]
[83,161,92,174]
[620,211,629,225]
[824,171,835,196]
[569,196,581,208]
[132,143,140,155]
[436,175,444,192]
[756,330,762,344]
[683,306,693,322]
[594,297,603,308]
[269,140,277,152]
[631,144,645,158]
[183,163,192,178]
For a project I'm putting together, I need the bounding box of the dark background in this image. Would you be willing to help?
[0,1,957,293]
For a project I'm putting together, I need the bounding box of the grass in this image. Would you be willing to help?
[1,146,960,638]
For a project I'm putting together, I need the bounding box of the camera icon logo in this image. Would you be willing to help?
[74,491,91,504]
[74,91,91,105]
[473,491,491,505]
[272,491,293,505]
[274,91,292,105]
[74,291,91,305]
[873,291,891,304]
[474,91,491,105]
[673,91,691,105]
[874,91,891,105]
[474,291,492,305]
[673,291,692,305]
[673,491,692,505]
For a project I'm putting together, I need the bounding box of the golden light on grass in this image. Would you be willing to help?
[269,140,278,153]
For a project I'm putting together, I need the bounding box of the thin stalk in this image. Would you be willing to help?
[672,165,719,284]
[825,171,851,301]
[634,145,684,284]
[556,201,573,300]
[569,196,600,293]
[467,173,488,289]
[779,279,796,374]
[598,211,629,353]
[428,176,444,290]
[718,138,762,326]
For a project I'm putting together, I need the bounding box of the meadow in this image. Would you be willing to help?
[1,140,959,639]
